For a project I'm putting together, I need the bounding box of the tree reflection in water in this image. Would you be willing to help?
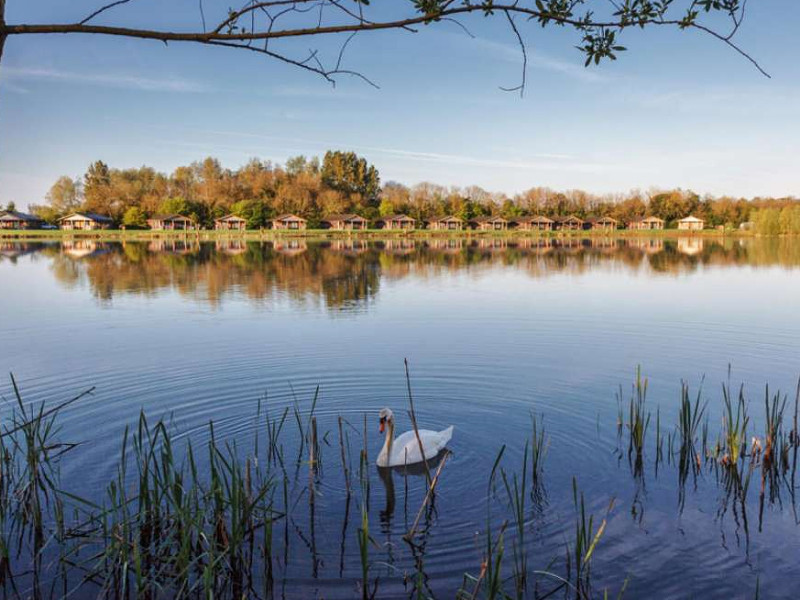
[2,237,800,311]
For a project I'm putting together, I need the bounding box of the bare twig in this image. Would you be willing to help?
[499,10,527,97]
[404,358,432,485]
[79,0,135,26]
[403,451,448,540]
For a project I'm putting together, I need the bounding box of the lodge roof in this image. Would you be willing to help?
[0,211,42,222]
[514,215,554,224]
[214,214,247,222]
[585,216,618,224]
[378,214,415,221]
[678,215,704,222]
[470,216,508,223]
[425,215,463,223]
[629,216,664,223]
[323,214,368,222]
[148,214,195,222]
[59,212,114,223]
[273,214,307,222]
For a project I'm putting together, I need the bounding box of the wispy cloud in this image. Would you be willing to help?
[270,84,372,100]
[1,66,211,93]
[459,35,609,84]
[161,127,607,173]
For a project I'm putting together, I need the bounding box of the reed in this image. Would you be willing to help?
[721,378,749,469]
[622,367,650,467]
[677,381,707,505]
[530,414,548,503]
[569,478,612,597]
[501,441,528,599]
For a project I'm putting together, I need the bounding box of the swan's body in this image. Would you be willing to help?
[376,408,453,467]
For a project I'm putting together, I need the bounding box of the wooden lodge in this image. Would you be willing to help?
[0,211,44,230]
[554,216,584,231]
[514,216,554,231]
[271,214,307,230]
[322,214,369,231]
[147,214,196,231]
[627,216,664,230]
[425,216,464,231]
[214,214,247,231]
[677,215,705,231]
[59,212,114,230]
[470,216,510,231]
[376,214,416,230]
[586,216,619,231]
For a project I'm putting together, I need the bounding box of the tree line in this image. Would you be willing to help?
[28,151,800,232]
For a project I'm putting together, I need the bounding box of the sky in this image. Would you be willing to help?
[0,0,798,209]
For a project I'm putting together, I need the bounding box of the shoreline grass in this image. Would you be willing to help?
[0,228,768,243]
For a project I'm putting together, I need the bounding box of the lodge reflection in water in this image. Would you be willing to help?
[2,237,799,310]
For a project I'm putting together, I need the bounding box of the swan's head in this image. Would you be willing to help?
[379,408,394,434]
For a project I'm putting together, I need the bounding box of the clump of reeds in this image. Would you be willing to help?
[721,378,750,471]
[530,414,548,504]
[567,478,612,597]
[620,367,650,471]
[677,380,707,507]
[501,441,529,599]
[0,375,91,596]
[64,412,282,599]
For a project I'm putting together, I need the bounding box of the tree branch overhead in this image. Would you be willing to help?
[0,1,769,91]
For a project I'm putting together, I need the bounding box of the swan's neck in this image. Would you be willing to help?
[379,420,394,464]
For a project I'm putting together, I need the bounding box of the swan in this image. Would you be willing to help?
[376,408,454,467]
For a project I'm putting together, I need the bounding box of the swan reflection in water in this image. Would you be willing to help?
[377,449,450,532]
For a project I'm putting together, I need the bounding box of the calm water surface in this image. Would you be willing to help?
[1,237,800,598]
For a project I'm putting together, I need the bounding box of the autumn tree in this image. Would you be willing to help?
[45,175,82,214]
[83,160,115,216]
[321,151,380,202]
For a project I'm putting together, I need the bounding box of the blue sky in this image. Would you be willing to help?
[0,0,798,208]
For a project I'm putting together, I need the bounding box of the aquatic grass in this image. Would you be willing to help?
[569,478,613,598]
[55,412,284,599]
[531,414,548,504]
[677,380,707,508]
[678,380,707,457]
[721,377,749,469]
[620,367,650,471]
[501,440,528,599]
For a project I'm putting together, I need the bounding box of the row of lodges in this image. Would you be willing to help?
[211,213,707,232]
[1,210,707,232]
[237,213,704,231]
[267,214,704,231]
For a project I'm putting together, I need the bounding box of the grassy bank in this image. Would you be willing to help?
[0,227,760,243]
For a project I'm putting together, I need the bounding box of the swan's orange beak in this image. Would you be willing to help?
[379,418,385,434]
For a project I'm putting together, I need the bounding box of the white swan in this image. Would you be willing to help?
[376,408,453,467]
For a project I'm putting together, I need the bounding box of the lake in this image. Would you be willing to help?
[1,236,800,598]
